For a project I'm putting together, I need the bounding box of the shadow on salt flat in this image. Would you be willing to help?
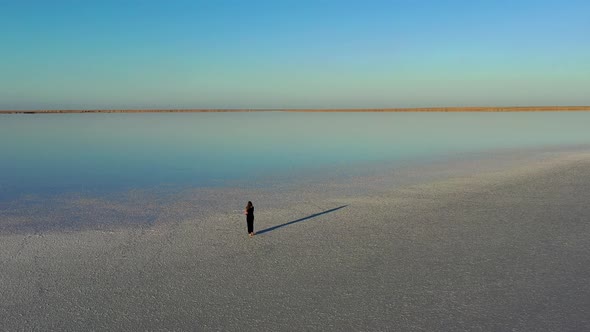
[255,205,348,235]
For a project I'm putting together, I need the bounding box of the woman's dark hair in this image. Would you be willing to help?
[246,201,253,209]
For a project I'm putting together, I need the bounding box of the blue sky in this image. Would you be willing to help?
[1,0,589,109]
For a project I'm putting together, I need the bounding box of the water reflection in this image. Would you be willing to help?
[1,112,590,200]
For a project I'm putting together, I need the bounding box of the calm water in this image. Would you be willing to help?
[1,112,590,201]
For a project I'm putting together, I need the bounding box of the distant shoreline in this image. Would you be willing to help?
[1,106,590,114]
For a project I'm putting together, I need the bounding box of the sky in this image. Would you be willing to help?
[1,0,589,109]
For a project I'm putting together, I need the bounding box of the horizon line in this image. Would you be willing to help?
[1,106,590,114]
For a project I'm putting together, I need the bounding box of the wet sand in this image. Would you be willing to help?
[1,150,589,330]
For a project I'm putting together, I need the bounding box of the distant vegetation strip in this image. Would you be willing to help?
[1,106,590,114]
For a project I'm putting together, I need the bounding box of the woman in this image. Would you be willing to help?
[244,201,255,237]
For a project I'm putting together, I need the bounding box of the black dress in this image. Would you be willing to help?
[246,206,254,234]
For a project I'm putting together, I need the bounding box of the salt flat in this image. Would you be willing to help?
[1,150,589,331]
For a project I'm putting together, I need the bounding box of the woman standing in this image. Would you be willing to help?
[244,201,255,237]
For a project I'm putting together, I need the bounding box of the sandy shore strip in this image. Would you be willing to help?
[1,106,590,114]
[1,150,589,330]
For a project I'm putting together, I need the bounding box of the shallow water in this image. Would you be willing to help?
[1,111,590,201]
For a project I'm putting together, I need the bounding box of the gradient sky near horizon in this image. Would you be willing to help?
[1,0,589,109]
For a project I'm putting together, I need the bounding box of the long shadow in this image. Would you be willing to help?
[255,205,348,235]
